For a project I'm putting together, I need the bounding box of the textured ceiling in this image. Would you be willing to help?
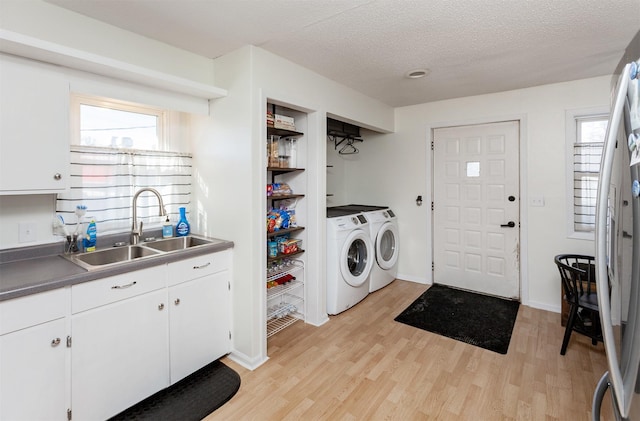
[46,0,640,107]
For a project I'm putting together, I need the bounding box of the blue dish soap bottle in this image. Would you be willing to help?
[176,207,190,237]
[83,218,97,252]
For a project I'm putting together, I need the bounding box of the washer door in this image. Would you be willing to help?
[340,229,374,287]
[376,222,399,270]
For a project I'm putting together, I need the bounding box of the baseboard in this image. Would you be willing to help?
[396,273,431,284]
[525,300,561,313]
[227,350,268,371]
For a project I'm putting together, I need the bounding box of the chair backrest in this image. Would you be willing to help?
[555,254,596,304]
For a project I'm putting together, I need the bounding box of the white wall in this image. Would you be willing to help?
[342,76,610,311]
[192,45,394,368]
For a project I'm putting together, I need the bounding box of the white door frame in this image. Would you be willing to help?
[426,115,529,305]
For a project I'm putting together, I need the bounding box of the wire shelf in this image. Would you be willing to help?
[267,259,304,282]
[267,279,303,300]
[267,314,302,338]
[267,295,303,320]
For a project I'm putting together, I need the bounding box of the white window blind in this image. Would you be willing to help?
[573,142,603,232]
[56,146,192,235]
[573,116,607,233]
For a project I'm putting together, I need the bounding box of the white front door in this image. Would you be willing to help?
[433,121,520,299]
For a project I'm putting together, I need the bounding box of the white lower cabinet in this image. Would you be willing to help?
[0,318,68,421]
[0,249,231,420]
[71,288,169,420]
[169,270,231,383]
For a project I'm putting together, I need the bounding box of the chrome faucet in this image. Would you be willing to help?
[131,188,166,245]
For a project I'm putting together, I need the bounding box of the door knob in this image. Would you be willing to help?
[500,221,516,228]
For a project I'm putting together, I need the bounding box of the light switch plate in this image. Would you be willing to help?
[19,222,37,243]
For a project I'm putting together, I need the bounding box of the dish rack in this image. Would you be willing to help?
[266,258,304,337]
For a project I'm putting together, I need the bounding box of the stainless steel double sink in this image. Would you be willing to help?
[66,236,217,270]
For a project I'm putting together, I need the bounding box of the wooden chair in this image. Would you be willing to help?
[555,254,602,355]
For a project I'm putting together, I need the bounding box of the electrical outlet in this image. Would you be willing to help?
[530,196,545,207]
[19,222,37,243]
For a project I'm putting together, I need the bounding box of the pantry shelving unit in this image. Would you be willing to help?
[266,259,305,337]
[266,107,307,339]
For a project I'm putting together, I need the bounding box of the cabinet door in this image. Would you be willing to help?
[71,289,169,420]
[0,319,68,421]
[169,270,230,383]
[0,55,69,193]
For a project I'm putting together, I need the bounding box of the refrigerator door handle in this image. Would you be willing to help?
[595,63,631,418]
[592,372,624,421]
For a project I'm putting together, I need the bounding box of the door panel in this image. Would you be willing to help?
[433,121,520,299]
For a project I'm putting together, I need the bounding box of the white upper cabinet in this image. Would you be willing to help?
[0,54,70,194]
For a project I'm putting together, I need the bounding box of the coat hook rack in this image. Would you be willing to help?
[328,132,362,155]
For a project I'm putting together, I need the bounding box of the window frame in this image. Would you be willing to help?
[70,94,166,151]
[565,106,609,240]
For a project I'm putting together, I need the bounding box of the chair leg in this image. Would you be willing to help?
[561,305,579,355]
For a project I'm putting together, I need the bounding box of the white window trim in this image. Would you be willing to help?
[565,106,609,240]
[70,94,166,150]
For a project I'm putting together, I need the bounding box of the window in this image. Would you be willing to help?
[57,95,192,235]
[566,107,609,238]
[71,95,164,150]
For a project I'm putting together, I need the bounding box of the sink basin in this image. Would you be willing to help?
[65,235,220,271]
[71,245,161,269]
[144,236,215,252]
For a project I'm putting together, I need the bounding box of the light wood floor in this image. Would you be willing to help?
[206,280,612,420]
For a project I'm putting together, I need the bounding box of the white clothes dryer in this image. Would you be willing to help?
[367,208,399,292]
[326,213,374,315]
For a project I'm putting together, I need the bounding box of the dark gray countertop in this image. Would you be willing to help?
[0,232,233,301]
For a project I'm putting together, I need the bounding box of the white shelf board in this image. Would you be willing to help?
[0,29,227,100]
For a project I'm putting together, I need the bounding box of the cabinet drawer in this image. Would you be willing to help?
[0,288,68,335]
[72,266,166,314]
[167,250,230,286]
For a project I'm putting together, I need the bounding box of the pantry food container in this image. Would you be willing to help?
[279,239,301,255]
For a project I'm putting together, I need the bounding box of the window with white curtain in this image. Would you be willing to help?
[566,108,608,238]
[56,95,192,235]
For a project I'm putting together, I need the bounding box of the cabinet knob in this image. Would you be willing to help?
[53,173,62,180]
[51,338,61,347]
[174,298,181,305]
[158,303,165,310]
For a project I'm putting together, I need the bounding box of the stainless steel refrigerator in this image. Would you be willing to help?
[594,29,640,420]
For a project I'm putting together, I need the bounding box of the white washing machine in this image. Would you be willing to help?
[329,205,399,292]
[326,212,374,315]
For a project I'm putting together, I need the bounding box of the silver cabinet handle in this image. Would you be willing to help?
[193,262,211,270]
[53,173,62,180]
[51,338,61,347]
[174,298,181,305]
[111,281,137,289]
[158,303,165,310]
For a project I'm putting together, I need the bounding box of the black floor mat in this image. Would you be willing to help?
[394,284,520,354]
[109,360,241,421]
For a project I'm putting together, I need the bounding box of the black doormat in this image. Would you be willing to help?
[109,360,241,421]
[394,284,520,354]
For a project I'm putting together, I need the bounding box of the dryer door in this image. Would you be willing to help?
[340,229,374,287]
[376,222,399,270]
